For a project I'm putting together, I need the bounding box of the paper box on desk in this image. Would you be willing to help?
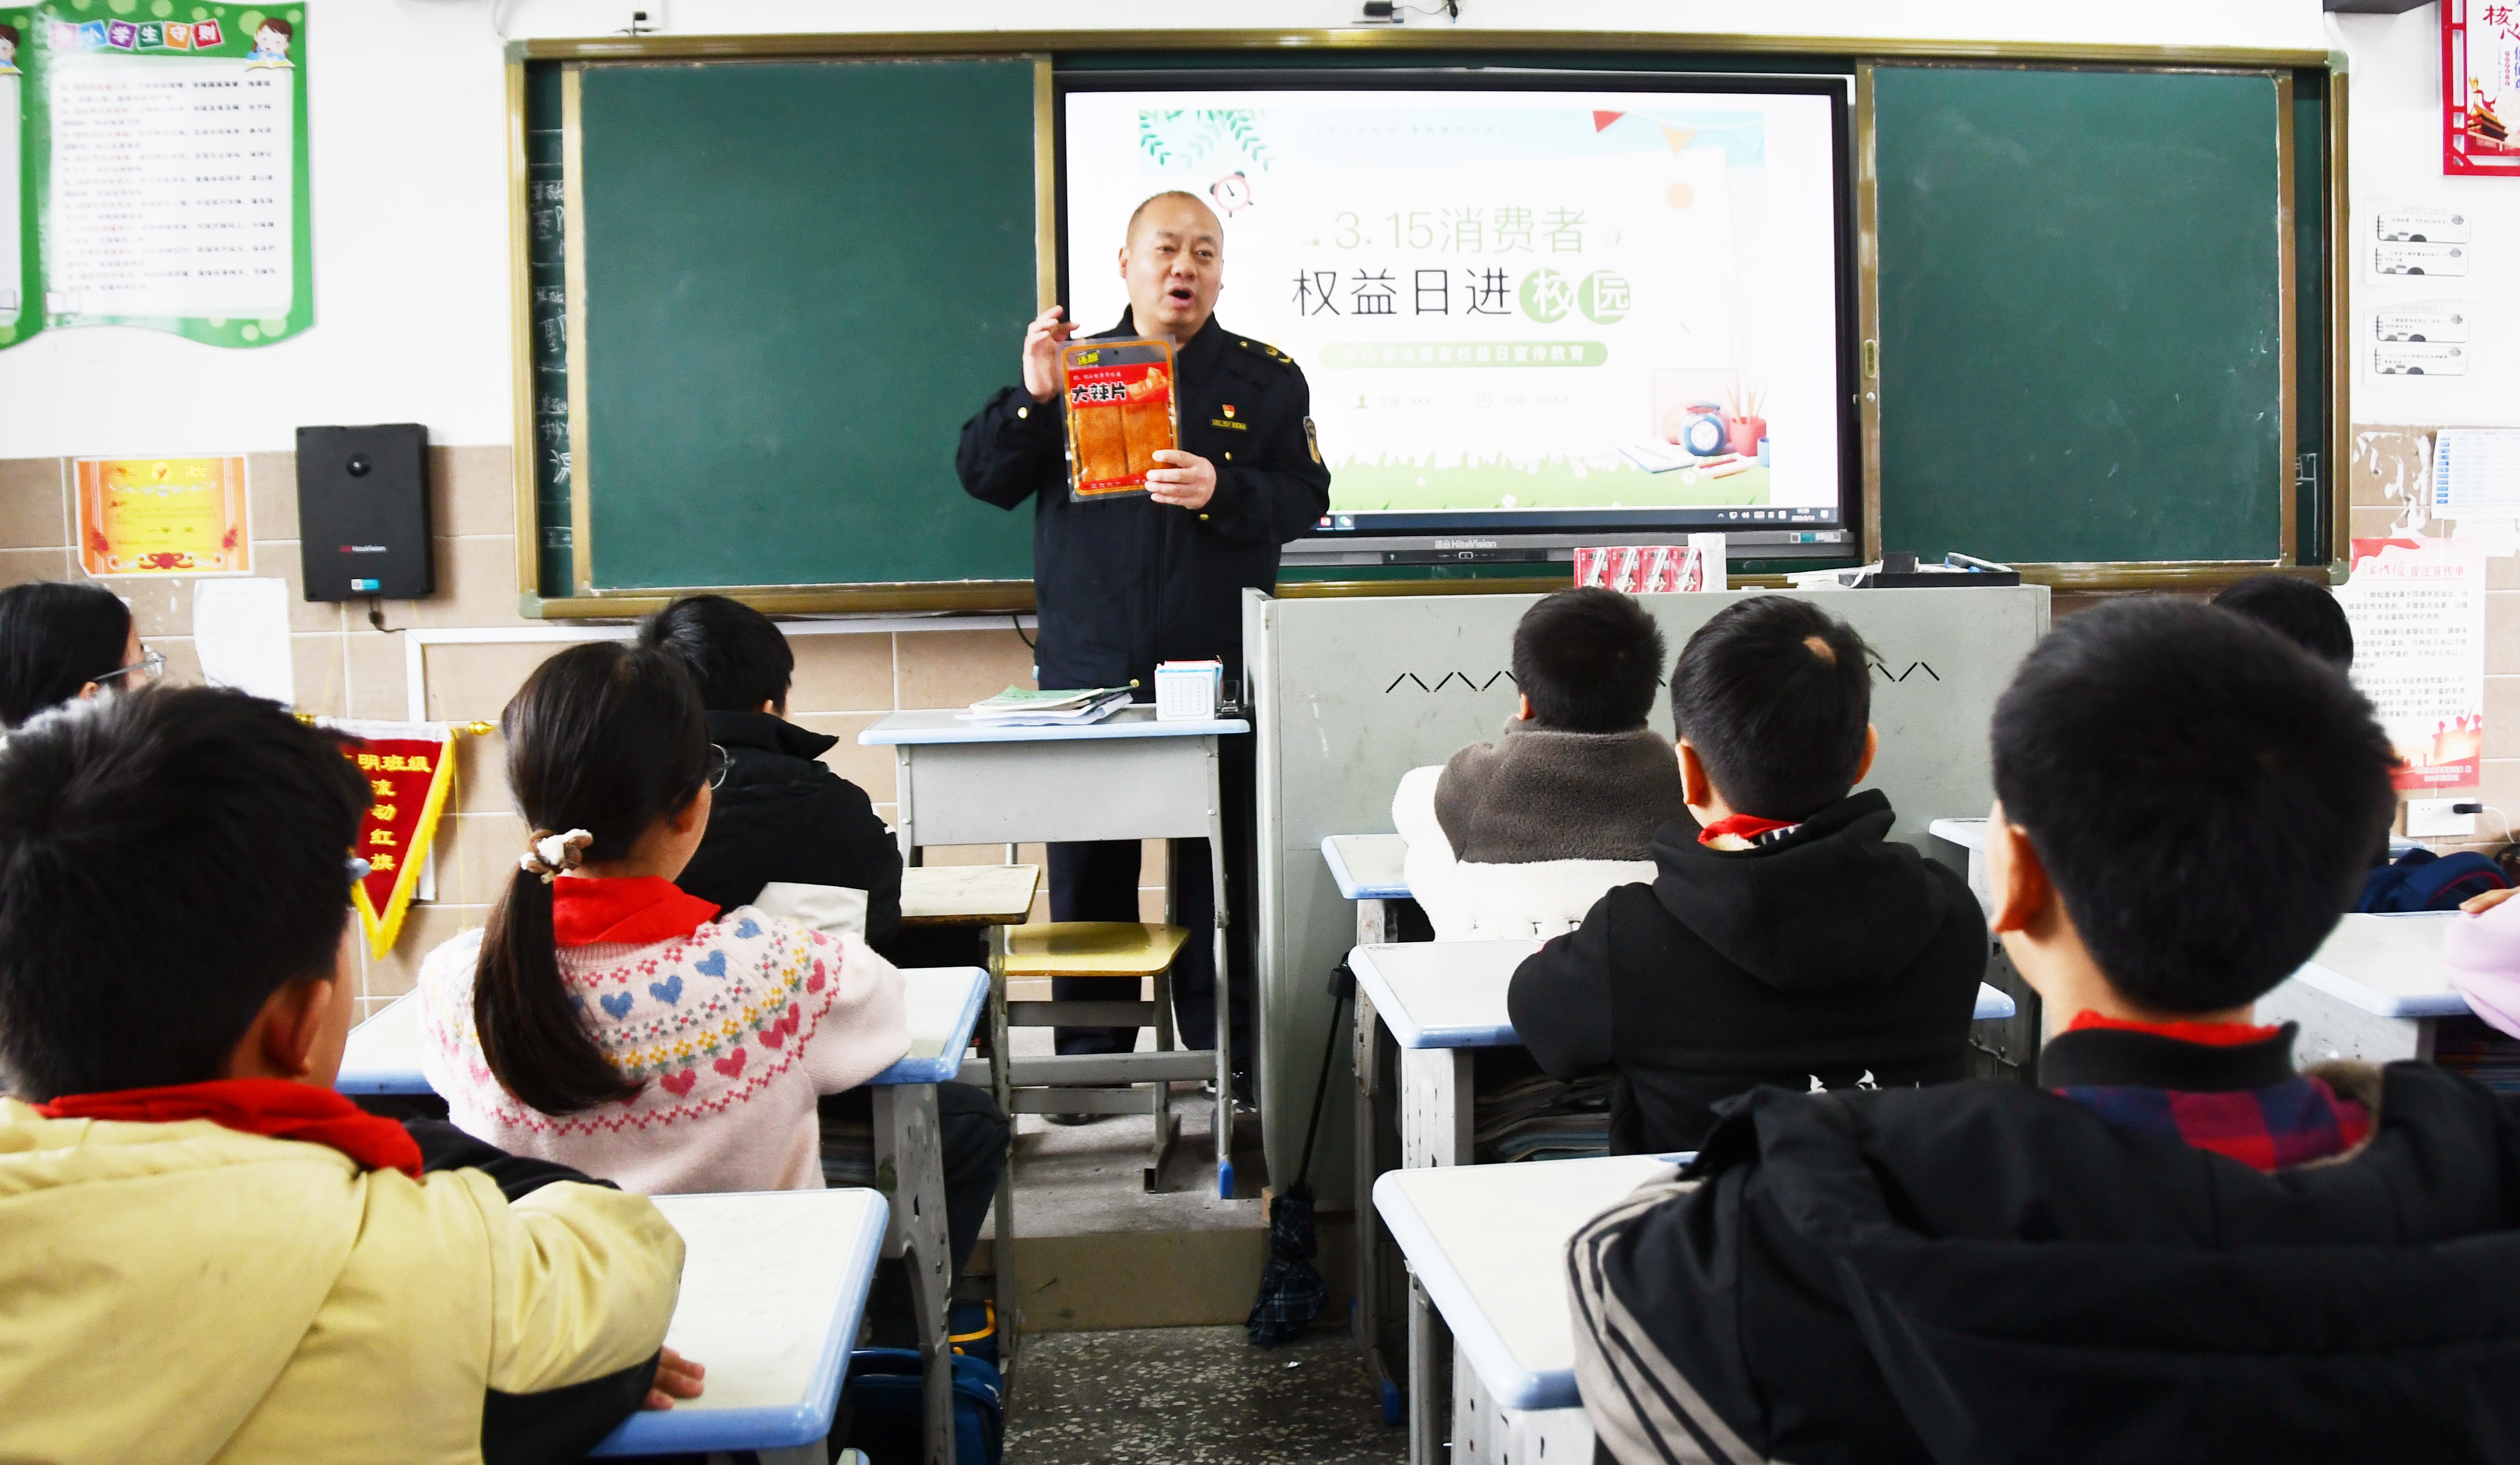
[1155,658,1222,721]
[1574,535,1726,593]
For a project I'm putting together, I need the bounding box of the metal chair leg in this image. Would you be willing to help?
[986,926,1018,1375]
[1208,798,1234,1200]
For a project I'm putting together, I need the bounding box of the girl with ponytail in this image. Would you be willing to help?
[416,641,909,1193]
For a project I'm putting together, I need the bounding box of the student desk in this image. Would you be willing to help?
[863,707,1249,1200]
[1375,1153,1689,1465]
[588,1188,889,1463]
[1340,937,2010,1432]
[1348,940,2017,1167]
[1924,823,2464,1068]
[337,967,987,1465]
[2257,912,2473,1063]
[898,863,1041,928]
[1323,832,1411,942]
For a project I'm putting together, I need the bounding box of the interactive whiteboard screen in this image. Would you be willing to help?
[1060,78,1855,551]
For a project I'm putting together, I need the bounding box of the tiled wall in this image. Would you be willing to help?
[3,433,2495,1008]
[0,447,1166,1016]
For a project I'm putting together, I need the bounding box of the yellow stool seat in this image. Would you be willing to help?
[999,921,1189,978]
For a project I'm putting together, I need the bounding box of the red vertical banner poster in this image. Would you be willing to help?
[2446,0,2520,176]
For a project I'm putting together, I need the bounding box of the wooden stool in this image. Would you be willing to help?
[993,920,1197,1184]
[962,920,1207,1380]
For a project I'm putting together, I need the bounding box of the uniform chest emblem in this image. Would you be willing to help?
[1222,404,1236,418]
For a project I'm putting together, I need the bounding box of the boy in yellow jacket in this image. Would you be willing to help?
[0,686,698,1464]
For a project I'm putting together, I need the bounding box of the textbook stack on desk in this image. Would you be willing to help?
[955,685,1133,728]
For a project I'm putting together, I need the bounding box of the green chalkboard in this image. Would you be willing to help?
[1874,66,2289,565]
[578,58,1040,591]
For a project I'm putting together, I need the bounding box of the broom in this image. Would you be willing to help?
[1246,962,1353,1347]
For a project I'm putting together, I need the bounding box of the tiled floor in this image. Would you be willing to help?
[1003,1324,1403,1465]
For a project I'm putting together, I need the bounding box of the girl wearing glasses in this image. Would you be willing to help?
[415,640,911,1196]
[0,582,161,729]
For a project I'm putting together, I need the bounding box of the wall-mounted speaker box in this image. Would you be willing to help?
[296,424,434,601]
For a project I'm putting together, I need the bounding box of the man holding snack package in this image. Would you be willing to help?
[957,191,1329,1101]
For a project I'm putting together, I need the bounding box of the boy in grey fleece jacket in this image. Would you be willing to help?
[1395,589,1689,940]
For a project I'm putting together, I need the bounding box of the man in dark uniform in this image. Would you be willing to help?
[955,191,1330,1105]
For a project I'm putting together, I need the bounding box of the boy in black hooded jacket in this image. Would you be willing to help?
[1507,595,1986,1154]
[1561,598,2520,1465]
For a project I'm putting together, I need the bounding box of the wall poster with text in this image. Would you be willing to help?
[0,7,35,347]
[2341,537,2487,791]
[75,454,251,576]
[11,2,309,349]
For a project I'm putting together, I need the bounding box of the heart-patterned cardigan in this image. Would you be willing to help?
[416,908,909,1194]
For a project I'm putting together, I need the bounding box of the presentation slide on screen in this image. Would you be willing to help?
[1063,86,1847,530]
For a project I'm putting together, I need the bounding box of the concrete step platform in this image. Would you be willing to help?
[967,1090,1355,1334]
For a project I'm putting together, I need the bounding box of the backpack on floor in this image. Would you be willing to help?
[841,1348,1004,1465]
[2359,847,2510,913]
[948,1299,997,1369]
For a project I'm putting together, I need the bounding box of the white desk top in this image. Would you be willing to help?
[1351,940,1539,1047]
[899,863,1040,926]
[336,990,427,1094]
[2289,912,2468,1019]
[590,1188,886,1456]
[1350,940,2014,1049]
[1927,817,1987,852]
[1376,1154,1685,1412]
[859,706,1248,746]
[866,965,988,1085]
[338,966,988,1096]
[1933,818,2428,864]
[1323,833,1410,901]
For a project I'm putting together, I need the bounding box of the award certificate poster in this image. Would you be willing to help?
[75,454,251,575]
[2340,536,2486,791]
[1064,88,1844,521]
[0,7,34,347]
[35,2,309,346]
[2445,0,2520,177]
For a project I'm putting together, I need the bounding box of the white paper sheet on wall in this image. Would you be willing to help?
[191,577,295,706]
[2432,429,2520,518]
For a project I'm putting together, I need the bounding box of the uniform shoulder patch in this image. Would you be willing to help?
[1237,337,1299,369]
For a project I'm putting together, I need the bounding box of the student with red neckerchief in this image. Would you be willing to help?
[416,641,911,1200]
[1564,599,2520,1465]
[0,687,698,1463]
[1507,595,1987,1154]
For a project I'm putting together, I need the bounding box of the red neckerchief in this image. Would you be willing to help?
[2063,1010,2284,1048]
[1697,813,1800,847]
[551,875,722,948]
[36,1077,424,1177]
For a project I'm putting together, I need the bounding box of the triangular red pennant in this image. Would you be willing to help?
[1592,111,1625,133]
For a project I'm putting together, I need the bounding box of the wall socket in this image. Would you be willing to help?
[2407,797,2479,838]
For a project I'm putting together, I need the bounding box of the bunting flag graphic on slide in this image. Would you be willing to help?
[321,720,458,959]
